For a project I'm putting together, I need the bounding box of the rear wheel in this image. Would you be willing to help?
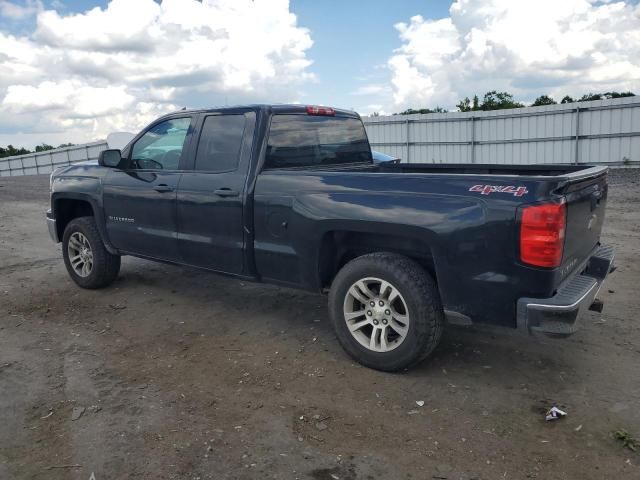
[62,216,120,289]
[329,252,444,372]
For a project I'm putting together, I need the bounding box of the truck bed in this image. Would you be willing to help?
[377,162,603,178]
[288,161,607,182]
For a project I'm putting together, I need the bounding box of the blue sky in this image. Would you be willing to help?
[0,0,638,147]
[289,0,451,110]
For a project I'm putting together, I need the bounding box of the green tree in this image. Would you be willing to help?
[35,143,54,152]
[456,95,480,112]
[580,91,635,101]
[479,91,524,110]
[395,106,447,115]
[607,91,635,99]
[0,145,31,159]
[579,93,603,102]
[472,95,479,111]
[456,97,472,112]
[531,95,557,106]
[458,91,522,112]
[561,91,635,104]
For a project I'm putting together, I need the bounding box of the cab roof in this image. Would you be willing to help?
[158,104,360,120]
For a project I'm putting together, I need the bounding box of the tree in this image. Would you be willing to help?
[472,95,479,111]
[456,96,480,112]
[395,106,447,115]
[579,93,603,102]
[35,143,54,152]
[479,91,524,110]
[607,91,635,99]
[398,89,636,116]
[0,142,75,159]
[458,92,522,112]
[580,91,635,101]
[456,97,472,112]
[531,95,557,106]
[0,145,30,159]
[560,91,635,104]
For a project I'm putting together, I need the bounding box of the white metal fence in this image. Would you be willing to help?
[1,97,639,176]
[0,141,108,177]
[363,96,640,165]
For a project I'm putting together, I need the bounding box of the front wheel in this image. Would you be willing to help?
[62,216,121,289]
[328,252,444,372]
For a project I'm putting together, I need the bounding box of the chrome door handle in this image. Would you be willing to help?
[154,184,173,192]
[214,188,239,197]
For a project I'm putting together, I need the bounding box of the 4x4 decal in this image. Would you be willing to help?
[469,184,528,197]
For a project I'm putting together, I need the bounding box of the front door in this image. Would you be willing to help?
[103,116,193,261]
[177,111,256,273]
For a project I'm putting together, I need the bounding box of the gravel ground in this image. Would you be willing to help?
[0,169,639,480]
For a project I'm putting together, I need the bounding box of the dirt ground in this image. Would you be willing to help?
[0,170,639,480]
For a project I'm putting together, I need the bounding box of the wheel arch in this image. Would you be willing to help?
[317,226,439,290]
[52,193,118,254]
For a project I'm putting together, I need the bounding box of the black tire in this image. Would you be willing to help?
[62,216,120,289]
[328,252,444,372]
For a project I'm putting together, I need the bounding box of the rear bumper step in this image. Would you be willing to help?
[516,244,615,337]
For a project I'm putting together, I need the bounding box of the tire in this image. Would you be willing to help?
[62,216,121,289]
[328,252,444,372]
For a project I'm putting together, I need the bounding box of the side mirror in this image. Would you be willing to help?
[98,149,122,168]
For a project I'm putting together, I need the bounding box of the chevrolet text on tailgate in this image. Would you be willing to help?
[46,104,615,372]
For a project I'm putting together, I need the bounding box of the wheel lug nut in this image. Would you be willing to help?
[367,310,372,316]
[385,309,390,315]
[370,301,375,307]
[382,319,388,325]
[373,320,379,325]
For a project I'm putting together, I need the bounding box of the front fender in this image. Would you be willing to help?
[50,176,117,254]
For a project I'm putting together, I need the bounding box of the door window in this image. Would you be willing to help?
[194,115,246,172]
[130,117,191,170]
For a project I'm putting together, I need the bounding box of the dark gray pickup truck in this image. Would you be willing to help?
[46,104,615,371]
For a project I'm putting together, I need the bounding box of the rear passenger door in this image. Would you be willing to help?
[177,111,256,274]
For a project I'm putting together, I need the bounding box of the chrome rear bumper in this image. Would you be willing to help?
[517,244,615,336]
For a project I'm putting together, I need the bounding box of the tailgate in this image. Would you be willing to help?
[560,168,608,275]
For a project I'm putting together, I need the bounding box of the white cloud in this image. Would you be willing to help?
[0,0,41,19]
[351,84,392,96]
[0,0,313,146]
[388,0,640,110]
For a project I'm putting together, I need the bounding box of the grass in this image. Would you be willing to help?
[613,429,640,452]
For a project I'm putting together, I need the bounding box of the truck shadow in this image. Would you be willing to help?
[112,258,579,388]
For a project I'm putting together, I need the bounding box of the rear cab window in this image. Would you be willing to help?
[265,114,372,169]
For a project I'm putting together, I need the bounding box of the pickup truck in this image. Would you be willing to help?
[46,104,615,371]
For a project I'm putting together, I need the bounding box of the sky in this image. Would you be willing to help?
[0,0,639,148]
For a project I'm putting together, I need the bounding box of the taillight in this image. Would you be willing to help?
[306,105,335,116]
[520,201,566,268]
